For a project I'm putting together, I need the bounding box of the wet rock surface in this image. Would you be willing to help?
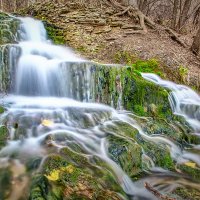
[0,10,200,200]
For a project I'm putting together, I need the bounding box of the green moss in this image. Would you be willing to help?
[114,51,137,64]
[0,12,9,18]
[105,120,177,172]
[133,105,146,116]
[120,66,170,117]
[91,63,172,118]
[142,142,175,170]
[0,126,9,149]
[174,187,200,200]
[77,45,87,53]
[179,65,188,82]
[43,155,68,175]
[44,23,65,45]
[58,166,81,186]
[113,51,163,77]
[40,152,125,200]
[108,135,143,179]
[60,147,89,167]
[178,164,200,180]
[132,58,163,76]
[29,175,49,200]
[0,12,19,44]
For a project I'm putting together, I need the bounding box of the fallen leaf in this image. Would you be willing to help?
[61,165,74,173]
[184,162,196,168]
[45,170,59,181]
[41,119,53,127]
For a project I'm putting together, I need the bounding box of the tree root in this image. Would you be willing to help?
[114,6,131,16]
[106,0,187,46]
[107,0,156,34]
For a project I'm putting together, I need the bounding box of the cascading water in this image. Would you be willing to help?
[142,73,200,132]
[0,16,200,200]
[15,17,91,98]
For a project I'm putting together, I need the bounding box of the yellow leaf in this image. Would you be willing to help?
[66,165,74,173]
[46,165,75,181]
[41,119,53,127]
[45,170,60,181]
[61,165,74,173]
[184,162,196,168]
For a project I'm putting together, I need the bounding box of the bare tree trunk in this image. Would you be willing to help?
[138,0,147,11]
[191,25,200,55]
[0,0,3,10]
[171,0,179,29]
[128,0,138,7]
[13,0,17,12]
[178,0,192,31]
[137,0,143,9]
[141,0,148,12]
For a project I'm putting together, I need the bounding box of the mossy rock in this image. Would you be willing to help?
[177,163,200,180]
[120,66,170,117]
[0,12,19,44]
[34,153,125,200]
[0,125,9,148]
[42,154,68,175]
[29,175,49,200]
[108,135,143,180]
[174,187,200,200]
[26,157,43,172]
[43,22,65,45]
[138,117,195,145]
[0,12,9,18]
[0,106,5,114]
[91,64,173,119]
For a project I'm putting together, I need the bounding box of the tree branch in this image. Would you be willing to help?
[145,182,176,200]
[114,6,131,16]
[165,27,187,47]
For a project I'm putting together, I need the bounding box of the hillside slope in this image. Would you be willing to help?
[20,0,200,90]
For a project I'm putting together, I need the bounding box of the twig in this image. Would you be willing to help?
[165,28,187,48]
[194,61,200,66]
[114,6,131,16]
[144,182,176,200]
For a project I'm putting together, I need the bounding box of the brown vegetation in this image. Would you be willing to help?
[1,0,199,56]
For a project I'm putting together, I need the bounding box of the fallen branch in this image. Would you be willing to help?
[144,14,156,28]
[165,28,187,48]
[114,6,131,16]
[124,30,147,35]
[144,182,176,200]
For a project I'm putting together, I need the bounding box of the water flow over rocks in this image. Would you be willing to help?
[142,73,200,132]
[0,16,200,200]
[16,17,89,97]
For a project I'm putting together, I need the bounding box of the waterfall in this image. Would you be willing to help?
[142,73,200,132]
[0,16,200,200]
[14,17,93,99]
[18,17,47,42]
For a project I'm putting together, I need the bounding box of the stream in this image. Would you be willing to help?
[0,17,200,200]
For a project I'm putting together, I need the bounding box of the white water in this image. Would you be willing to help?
[0,17,200,200]
[18,17,47,42]
[15,17,86,97]
[142,73,200,132]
